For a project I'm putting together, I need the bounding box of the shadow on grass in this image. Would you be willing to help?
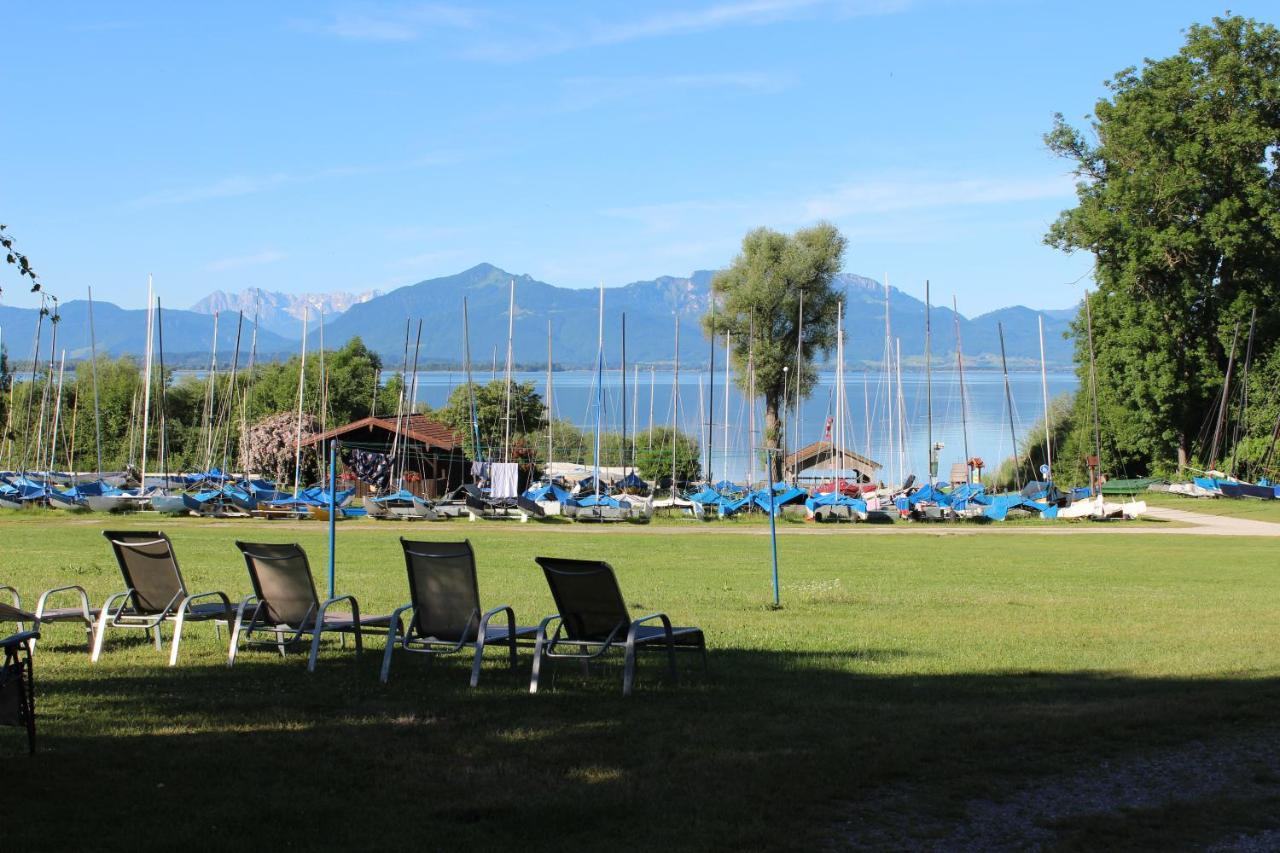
[9,643,1280,852]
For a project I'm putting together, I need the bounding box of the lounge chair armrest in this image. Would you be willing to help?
[318,594,359,624]
[234,595,260,622]
[480,604,516,629]
[534,613,562,645]
[627,612,674,645]
[388,602,414,645]
[0,630,40,648]
[101,589,135,616]
[36,584,93,619]
[181,590,235,618]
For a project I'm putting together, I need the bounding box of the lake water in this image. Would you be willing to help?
[394,367,1080,485]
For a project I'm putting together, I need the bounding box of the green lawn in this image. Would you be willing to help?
[1143,489,1280,523]
[5,513,1280,850]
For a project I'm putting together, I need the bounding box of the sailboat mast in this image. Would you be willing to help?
[862,372,871,462]
[793,290,804,483]
[1084,292,1104,487]
[1229,306,1257,477]
[593,285,604,501]
[402,320,422,489]
[1211,323,1240,470]
[156,300,170,491]
[139,277,155,491]
[953,296,970,483]
[895,338,905,482]
[87,289,104,482]
[925,280,933,486]
[883,277,893,484]
[502,279,515,464]
[545,320,553,472]
[831,301,843,484]
[707,326,715,487]
[622,312,628,474]
[292,306,308,495]
[632,363,640,473]
[1038,314,1052,482]
[463,298,481,461]
[672,313,680,493]
[748,320,757,489]
[722,330,731,485]
[46,350,65,474]
[201,311,219,471]
[648,364,655,448]
[997,321,1020,484]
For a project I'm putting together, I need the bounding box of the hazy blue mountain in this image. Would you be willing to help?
[1,264,1078,368]
[189,287,381,338]
[321,263,1076,367]
[0,299,295,363]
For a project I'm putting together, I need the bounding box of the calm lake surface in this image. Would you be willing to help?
[391,367,1079,484]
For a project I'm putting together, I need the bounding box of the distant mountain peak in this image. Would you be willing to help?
[189,287,380,338]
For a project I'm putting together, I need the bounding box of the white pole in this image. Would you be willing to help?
[292,305,308,495]
[722,330,731,484]
[139,276,155,492]
[1039,314,1053,482]
[502,279,516,464]
[895,338,905,484]
[47,349,66,474]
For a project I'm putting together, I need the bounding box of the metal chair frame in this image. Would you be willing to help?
[381,539,536,685]
[529,557,708,697]
[230,542,390,673]
[0,630,39,754]
[96,532,235,666]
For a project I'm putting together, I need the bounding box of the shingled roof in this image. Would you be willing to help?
[784,441,881,474]
[301,414,464,452]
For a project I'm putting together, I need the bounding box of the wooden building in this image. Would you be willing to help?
[302,414,468,499]
[784,441,882,484]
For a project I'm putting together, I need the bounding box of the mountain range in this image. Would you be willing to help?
[0,263,1078,368]
[189,287,381,338]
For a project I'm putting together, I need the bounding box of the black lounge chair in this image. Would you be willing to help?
[96,531,236,665]
[231,541,393,672]
[381,539,537,685]
[0,602,40,754]
[530,557,707,696]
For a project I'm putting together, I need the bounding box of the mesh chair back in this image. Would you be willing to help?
[399,539,481,642]
[534,557,630,641]
[235,542,319,627]
[102,531,186,614]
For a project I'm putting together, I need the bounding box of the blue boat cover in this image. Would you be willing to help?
[523,483,573,503]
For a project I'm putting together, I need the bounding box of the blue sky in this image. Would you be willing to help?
[2,1,1271,315]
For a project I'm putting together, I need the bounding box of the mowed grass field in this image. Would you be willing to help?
[4,512,1280,850]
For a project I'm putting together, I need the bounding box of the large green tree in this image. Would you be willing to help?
[1046,15,1280,473]
[437,379,546,461]
[703,223,847,480]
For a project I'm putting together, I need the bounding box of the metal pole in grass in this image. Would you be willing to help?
[328,439,338,599]
[763,446,781,607]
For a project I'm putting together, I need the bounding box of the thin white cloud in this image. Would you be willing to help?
[558,71,790,111]
[205,250,287,272]
[129,154,458,208]
[801,175,1076,219]
[303,0,911,59]
[133,173,295,207]
[300,3,482,41]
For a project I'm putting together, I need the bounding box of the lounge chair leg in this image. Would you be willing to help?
[153,623,164,651]
[579,645,590,677]
[667,639,678,684]
[379,620,399,684]
[90,608,111,663]
[169,611,187,667]
[353,625,363,659]
[623,644,637,697]
[530,635,545,694]
[308,630,324,672]
[227,616,245,667]
[276,628,287,656]
[470,635,487,688]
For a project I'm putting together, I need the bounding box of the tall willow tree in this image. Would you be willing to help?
[703,223,846,481]
[1046,15,1280,473]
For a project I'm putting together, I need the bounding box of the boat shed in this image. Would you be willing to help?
[302,414,468,499]
[784,441,882,484]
